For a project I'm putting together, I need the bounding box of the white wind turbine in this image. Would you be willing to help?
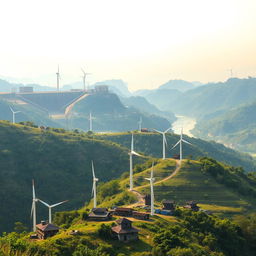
[145,163,155,216]
[138,117,142,131]
[91,161,99,208]
[38,199,68,223]
[89,112,93,132]
[153,127,172,159]
[31,180,38,232]
[9,106,21,124]
[81,68,91,91]
[56,65,60,91]
[171,128,192,163]
[129,133,142,191]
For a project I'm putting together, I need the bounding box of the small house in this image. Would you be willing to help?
[36,221,60,239]
[132,211,150,220]
[162,200,175,211]
[88,208,112,221]
[114,207,133,217]
[112,218,139,242]
[143,194,151,206]
[173,154,180,160]
[183,201,200,211]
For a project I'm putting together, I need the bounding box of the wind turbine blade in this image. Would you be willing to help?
[171,140,181,150]
[145,178,151,181]
[164,127,172,133]
[38,199,50,207]
[32,179,35,199]
[9,106,14,113]
[163,134,167,146]
[131,150,142,157]
[81,68,85,74]
[91,161,95,178]
[153,129,163,134]
[182,139,192,145]
[51,200,68,208]
[91,183,94,197]
[30,202,34,218]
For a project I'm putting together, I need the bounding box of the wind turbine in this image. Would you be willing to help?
[171,128,192,163]
[89,112,93,131]
[31,180,38,232]
[9,106,21,124]
[153,127,172,159]
[129,133,142,191]
[91,161,99,208]
[145,163,155,216]
[138,117,142,131]
[56,65,60,91]
[81,68,91,91]
[38,199,68,223]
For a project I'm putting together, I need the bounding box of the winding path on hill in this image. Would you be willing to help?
[128,160,181,207]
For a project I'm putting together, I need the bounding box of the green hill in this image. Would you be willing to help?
[96,132,256,172]
[0,121,145,232]
[1,158,256,255]
[192,101,256,153]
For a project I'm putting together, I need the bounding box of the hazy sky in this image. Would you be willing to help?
[0,0,256,91]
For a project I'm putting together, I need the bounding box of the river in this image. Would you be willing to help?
[171,115,197,137]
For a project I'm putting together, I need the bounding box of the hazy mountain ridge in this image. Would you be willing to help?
[71,93,172,131]
[192,101,256,153]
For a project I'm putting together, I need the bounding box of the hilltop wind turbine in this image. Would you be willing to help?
[9,106,21,124]
[145,163,155,216]
[38,199,68,223]
[171,128,192,163]
[56,65,60,91]
[91,161,99,208]
[81,68,91,91]
[153,127,172,159]
[138,117,142,131]
[129,133,142,191]
[31,180,38,232]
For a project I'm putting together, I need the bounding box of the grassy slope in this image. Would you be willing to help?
[0,121,146,232]
[96,132,256,172]
[138,160,256,215]
[94,159,256,216]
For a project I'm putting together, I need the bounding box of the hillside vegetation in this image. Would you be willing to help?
[0,121,145,232]
[96,132,256,172]
[2,158,256,255]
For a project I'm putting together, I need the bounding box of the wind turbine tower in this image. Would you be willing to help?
[38,199,68,223]
[31,180,38,232]
[145,163,155,216]
[129,133,142,190]
[9,106,21,124]
[89,112,93,131]
[153,127,172,159]
[91,161,99,208]
[171,128,192,163]
[56,65,60,91]
[138,117,142,131]
[81,68,91,91]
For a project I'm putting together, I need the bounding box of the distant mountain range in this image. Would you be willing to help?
[193,101,256,153]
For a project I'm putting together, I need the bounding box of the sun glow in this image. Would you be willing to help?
[0,0,255,89]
